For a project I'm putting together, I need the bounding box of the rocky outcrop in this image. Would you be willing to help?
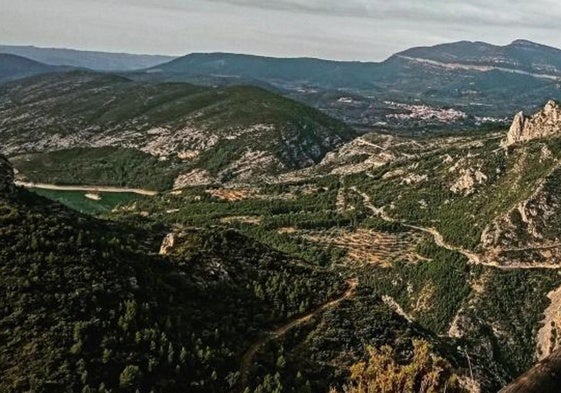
[173,169,215,189]
[159,233,176,255]
[479,166,561,267]
[504,100,561,147]
[0,155,15,194]
[450,169,488,195]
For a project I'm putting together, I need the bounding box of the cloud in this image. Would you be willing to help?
[2,0,561,61]
[206,0,561,29]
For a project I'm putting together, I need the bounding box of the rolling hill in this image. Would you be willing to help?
[145,52,374,89]
[1,155,476,393]
[142,40,561,126]
[0,44,175,71]
[0,53,58,82]
[0,72,356,189]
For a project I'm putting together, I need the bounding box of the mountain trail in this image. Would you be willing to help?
[238,278,358,390]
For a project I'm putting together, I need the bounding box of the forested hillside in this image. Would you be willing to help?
[91,100,561,392]
[0,156,348,392]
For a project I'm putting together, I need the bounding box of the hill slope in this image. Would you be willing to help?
[110,99,561,391]
[0,45,175,71]
[8,84,561,392]
[0,156,351,392]
[143,40,561,125]
[0,156,472,393]
[0,53,57,82]
[394,39,561,77]
[0,72,356,188]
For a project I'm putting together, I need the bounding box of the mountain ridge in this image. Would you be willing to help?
[392,39,561,76]
[0,71,356,188]
[139,39,561,126]
[0,44,176,71]
[0,53,59,82]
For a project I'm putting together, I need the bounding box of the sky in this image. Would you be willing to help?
[1,0,561,61]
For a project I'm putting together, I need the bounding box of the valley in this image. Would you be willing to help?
[3,39,561,393]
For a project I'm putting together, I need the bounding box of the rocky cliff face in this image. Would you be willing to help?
[0,155,14,194]
[504,100,561,147]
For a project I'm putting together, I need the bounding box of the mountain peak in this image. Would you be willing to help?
[504,100,561,147]
[510,39,540,46]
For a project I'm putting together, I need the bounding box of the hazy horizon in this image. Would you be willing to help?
[2,0,561,61]
[3,38,561,63]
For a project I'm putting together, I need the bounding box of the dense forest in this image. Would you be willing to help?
[0,152,478,392]
[0,173,348,392]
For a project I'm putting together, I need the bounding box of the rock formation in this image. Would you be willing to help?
[504,100,561,147]
[0,155,14,194]
[450,168,488,195]
[159,233,176,255]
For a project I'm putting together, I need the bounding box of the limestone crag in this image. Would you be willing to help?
[504,100,561,147]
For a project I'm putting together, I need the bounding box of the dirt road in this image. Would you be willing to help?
[351,187,561,270]
[238,278,358,390]
[15,181,158,196]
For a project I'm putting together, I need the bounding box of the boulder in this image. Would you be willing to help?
[159,233,176,255]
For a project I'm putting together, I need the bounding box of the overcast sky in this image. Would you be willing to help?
[1,0,561,61]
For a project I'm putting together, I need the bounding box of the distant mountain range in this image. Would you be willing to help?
[2,40,561,128]
[144,40,561,117]
[0,53,69,82]
[0,45,175,71]
[146,39,561,87]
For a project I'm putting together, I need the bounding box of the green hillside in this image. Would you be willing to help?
[101,113,561,391]
[0,159,348,392]
[1,72,356,188]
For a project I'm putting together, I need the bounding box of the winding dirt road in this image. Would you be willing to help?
[350,186,561,270]
[15,181,158,196]
[238,278,358,390]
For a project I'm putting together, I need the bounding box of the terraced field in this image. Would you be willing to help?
[304,228,428,266]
